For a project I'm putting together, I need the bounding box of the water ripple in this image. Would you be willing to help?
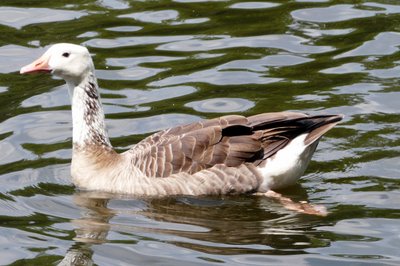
[173,0,227,2]
[107,113,201,136]
[0,7,86,29]
[150,69,281,86]
[292,4,378,23]
[0,45,45,73]
[97,67,166,81]
[315,219,400,260]
[84,35,194,48]
[106,56,184,67]
[335,32,400,58]
[106,26,143,32]
[185,98,254,113]
[219,54,313,72]
[293,3,400,23]
[97,0,130,10]
[119,10,180,24]
[229,2,280,9]
[157,34,334,53]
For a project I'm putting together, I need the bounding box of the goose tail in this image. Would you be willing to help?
[303,114,344,145]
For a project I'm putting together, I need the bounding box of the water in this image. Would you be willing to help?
[0,0,399,265]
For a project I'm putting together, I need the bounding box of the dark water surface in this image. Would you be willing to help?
[0,0,399,265]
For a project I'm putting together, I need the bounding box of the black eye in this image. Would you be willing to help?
[62,52,70,58]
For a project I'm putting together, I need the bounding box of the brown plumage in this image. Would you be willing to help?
[129,112,343,178]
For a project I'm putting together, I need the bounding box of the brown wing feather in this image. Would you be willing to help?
[128,112,343,177]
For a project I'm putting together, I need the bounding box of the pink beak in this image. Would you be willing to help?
[20,55,51,74]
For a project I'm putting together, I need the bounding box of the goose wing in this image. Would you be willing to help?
[128,112,342,177]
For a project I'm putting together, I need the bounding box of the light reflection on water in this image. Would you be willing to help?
[0,0,399,265]
[0,6,86,29]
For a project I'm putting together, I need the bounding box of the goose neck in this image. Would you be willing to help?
[69,73,111,149]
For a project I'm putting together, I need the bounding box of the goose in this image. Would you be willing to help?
[20,43,342,215]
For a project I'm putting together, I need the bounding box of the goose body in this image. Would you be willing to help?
[20,43,343,197]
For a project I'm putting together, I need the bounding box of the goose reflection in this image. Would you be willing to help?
[59,187,330,264]
[58,193,112,266]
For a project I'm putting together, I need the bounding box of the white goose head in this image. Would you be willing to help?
[20,43,94,86]
[21,43,110,147]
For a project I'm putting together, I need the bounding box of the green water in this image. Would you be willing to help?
[0,0,399,265]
